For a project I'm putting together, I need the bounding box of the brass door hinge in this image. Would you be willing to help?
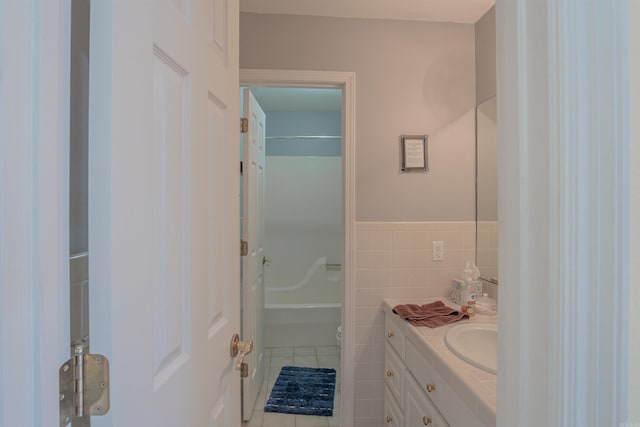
[59,341,110,426]
[240,118,248,134]
[241,240,249,256]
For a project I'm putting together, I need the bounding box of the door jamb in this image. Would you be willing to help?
[239,68,356,427]
[0,0,72,422]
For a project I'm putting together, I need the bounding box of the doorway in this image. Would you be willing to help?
[240,69,356,427]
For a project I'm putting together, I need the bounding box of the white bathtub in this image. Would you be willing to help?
[264,257,341,347]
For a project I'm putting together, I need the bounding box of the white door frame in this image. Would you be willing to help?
[239,68,356,426]
[630,1,640,418]
[497,1,630,425]
[0,0,71,424]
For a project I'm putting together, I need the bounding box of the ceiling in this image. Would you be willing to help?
[240,0,495,24]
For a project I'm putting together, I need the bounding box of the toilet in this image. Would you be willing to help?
[336,325,342,348]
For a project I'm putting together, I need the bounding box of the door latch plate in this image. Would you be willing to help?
[240,362,249,378]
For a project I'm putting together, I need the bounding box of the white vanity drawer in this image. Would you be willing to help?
[384,385,403,427]
[405,339,483,427]
[384,342,405,404]
[404,372,449,427]
[385,314,405,357]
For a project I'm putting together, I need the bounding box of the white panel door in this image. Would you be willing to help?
[241,89,266,420]
[89,1,240,426]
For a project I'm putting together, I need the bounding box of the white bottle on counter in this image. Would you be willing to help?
[459,265,478,316]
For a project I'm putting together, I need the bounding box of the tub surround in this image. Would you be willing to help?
[383,298,497,427]
[265,156,342,291]
[264,254,342,348]
[264,305,341,348]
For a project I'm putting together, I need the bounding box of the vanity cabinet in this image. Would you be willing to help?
[404,373,448,427]
[385,340,405,405]
[384,313,488,427]
[384,384,404,427]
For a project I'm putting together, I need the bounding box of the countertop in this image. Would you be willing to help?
[382,298,497,427]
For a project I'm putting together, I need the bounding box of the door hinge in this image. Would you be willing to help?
[241,240,249,256]
[240,117,248,134]
[240,161,243,176]
[59,340,110,426]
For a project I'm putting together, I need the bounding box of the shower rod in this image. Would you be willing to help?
[265,135,342,140]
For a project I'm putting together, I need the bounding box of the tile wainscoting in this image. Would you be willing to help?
[352,221,478,427]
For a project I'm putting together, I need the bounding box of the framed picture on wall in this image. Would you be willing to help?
[400,135,428,172]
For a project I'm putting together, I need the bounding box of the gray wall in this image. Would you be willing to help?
[475,6,496,104]
[240,13,476,221]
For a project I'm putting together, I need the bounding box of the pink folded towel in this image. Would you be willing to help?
[392,301,468,328]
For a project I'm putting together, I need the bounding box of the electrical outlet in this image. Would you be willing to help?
[432,241,444,261]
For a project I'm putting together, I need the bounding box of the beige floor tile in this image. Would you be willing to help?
[270,355,294,367]
[295,414,330,427]
[294,356,319,367]
[241,419,263,427]
[294,346,317,356]
[266,367,284,380]
[327,413,340,427]
[254,394,266,408]
[315,346,340,356]
[262,412,296,427]
[270,347,294,357]
[332,391,342,408]
[317,356,340,369]
[266,380,276,394]
[245,409,264,426]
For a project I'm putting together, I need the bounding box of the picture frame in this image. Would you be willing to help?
[400,135,428,172]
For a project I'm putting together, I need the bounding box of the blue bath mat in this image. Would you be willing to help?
[264,366,336,416]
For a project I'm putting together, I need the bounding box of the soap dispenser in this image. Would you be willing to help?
[460,264,477,316]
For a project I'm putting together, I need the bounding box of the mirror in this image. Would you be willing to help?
[476,96,498,284]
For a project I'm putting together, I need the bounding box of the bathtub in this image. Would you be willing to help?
[264,257,341,347]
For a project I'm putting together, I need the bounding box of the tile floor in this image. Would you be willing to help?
[242,346,341,427]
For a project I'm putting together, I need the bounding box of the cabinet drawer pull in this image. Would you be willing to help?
[387,331,394,338]
[386,415,393,423]
[423,416,432,425]
[426,383,436,393]
[386,370,394,377]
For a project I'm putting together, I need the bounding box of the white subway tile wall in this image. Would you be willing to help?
[353,221,476,427]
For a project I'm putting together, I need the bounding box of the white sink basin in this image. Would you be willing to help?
[445,323,497,374]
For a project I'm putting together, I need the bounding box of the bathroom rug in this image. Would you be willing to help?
[264,366,336,416]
